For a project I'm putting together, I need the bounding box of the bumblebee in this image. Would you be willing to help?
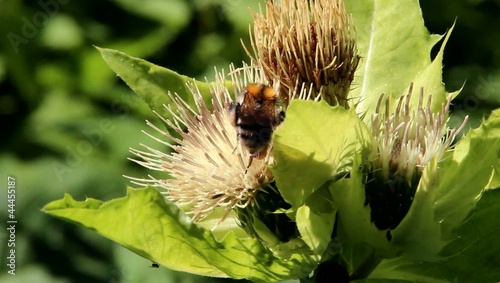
[228,83,285,167]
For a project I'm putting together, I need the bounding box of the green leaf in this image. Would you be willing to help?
[483,108,500,190]
[437,188,500,281]
[368,189,500,282]
[272,100,370,208]
[42,187,316,282]
[296,184,337,257]
[330,159,396,258]
[429,122,499,241]
[366,255,455,283]
[346,0,450,120]
[97,47,212,118]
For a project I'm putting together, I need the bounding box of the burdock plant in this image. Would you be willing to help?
[44,0,500,282]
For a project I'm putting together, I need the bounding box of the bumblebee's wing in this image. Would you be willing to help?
[227,101,239,127]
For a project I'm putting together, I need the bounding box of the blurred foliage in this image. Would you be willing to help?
[419,0,500,130]
[0,0,499,282]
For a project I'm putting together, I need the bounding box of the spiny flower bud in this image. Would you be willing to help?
[246,0,360,107]
[365,84,468,238]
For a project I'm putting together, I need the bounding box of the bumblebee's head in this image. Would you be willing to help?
[243,84,277,105]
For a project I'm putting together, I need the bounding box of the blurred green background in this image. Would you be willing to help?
[0,0,499,282]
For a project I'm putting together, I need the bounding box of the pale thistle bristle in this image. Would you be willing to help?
[127,68,276,223]
[371,83,468,181]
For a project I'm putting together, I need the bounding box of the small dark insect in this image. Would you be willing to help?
[228,83,285,168]
[150,262,159,268]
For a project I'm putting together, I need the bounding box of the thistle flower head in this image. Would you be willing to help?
[370,84,468,182]
[128,64,277,222]
[247,0,360,107]
[365,84,468,236]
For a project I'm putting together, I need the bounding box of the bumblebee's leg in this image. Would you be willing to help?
[232,135,239,154]
[245,155,254,174]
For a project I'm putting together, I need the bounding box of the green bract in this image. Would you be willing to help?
[272,101,370,258]
[43,0,500,282]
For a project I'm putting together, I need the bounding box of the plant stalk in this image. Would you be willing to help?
[349,250,382,280]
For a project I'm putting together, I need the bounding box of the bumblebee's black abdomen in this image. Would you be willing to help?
[237,125,273,155]
[228,83,285,160]
[238,110,277,128]
[237,122,269,131]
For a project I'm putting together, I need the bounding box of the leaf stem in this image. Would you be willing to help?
[349,250,382,280]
